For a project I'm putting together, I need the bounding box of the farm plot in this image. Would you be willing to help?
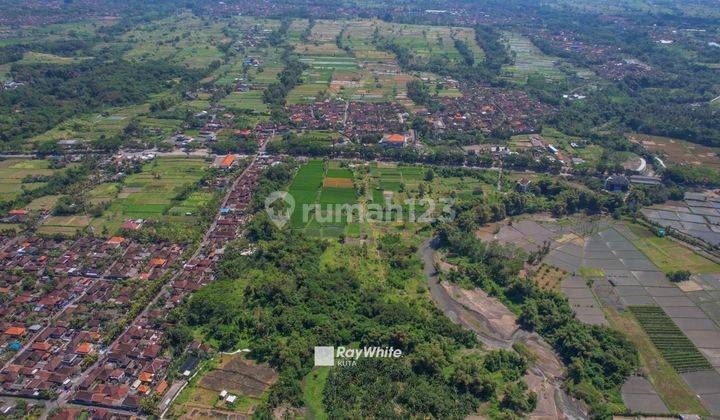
[172,354,277,417]
[0,159,57,203]
[287,160,359,237]
[118,13,228,69]
[90,157,209,234]
[38,215,91,236]
[502,32,592,83]
[375,22,484,64]
[219,91,268,112]
[630,306,712,373]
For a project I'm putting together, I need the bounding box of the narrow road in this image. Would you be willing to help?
[46,142,271,419]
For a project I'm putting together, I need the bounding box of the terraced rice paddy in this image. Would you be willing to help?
[287,160,358,237]
[630,306,712,373]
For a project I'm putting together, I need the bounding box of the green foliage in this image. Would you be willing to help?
[666,270,691,283]
[439,219,639,417]
[0,60,202,145]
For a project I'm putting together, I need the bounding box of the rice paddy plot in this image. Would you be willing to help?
[219,91,268,112]
[629,306,712,373]
[91,157,209,234]
[0,159,56,203]
[38,215,91,236]
[287,160,359,237]
[502,32,573,82]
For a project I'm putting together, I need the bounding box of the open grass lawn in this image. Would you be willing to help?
[629,306,712,373]
[218,91,268,112]
[604,306,709,415]
[629,224,720,274]
[90,157,209,234]
[0,159,56,203]
[302,367,330,420]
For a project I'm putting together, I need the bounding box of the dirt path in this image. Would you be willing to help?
[420,238,587,419]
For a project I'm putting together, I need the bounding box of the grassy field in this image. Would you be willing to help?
[604,306,709,415]
[29,83,190,147]
[24,194,61,211]
[629,224,720,274]
[218,91,268,112]
[0,159,57,203]
[628,133,720,169]
[302,367,330,420]
[118,12,228,69]
[629,306,712,373]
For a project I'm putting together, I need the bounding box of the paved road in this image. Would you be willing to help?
[45,136,274,418]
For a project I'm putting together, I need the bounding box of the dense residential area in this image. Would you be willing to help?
[0,0,720,419]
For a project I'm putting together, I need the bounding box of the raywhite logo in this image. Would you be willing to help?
[264,191,295,228]
[314,346,335,366]
[313,346,402,367]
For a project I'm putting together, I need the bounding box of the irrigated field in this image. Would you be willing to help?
[0,159,57,203]
[630,306,712,373]
[287,159,358,237]
[88,157,211,234]
[502,32,593,83]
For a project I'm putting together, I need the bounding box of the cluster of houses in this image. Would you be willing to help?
[428,85,554,134]
[288,100,346,131]
[286,100,408,142]
[66,154,277,413]
[0,80,23,91]
[530,30,654,80]
[0,234,185,402]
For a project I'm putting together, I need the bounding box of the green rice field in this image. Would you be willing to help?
[629,306,712,373]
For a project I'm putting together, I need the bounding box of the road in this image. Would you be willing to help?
[43,140,272,419]
[1,243,136,377]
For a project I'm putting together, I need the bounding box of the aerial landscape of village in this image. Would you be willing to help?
[1,0,720,418]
